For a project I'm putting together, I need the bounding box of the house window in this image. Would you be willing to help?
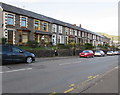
[82,32,84,37]
[65,27,69,35]
[78,31,81,37]
[19,32,28,43]
[43,23,47,30]
[58,35,61,43]
[58,26,62,33]
[52,24,57,32]
[74,30,77,36]
[7,14,14,25]
[34,20,40,30]
[61,36,64,44]
[21,16,27,27]
[70,29,73,35]
[42,22,48,31]
[22,34,28,43]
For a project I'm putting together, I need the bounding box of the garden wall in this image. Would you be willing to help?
[26,49,108,57]
[26,49,82,57]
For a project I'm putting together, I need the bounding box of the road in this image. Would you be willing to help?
[2,55,118,93]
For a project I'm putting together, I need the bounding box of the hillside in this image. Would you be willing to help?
[97,32,119,41]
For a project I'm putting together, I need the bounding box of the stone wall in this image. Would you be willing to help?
[26,50,55,57]
[24,49,110,57]
[26,49,80,57]
[26,49,110,57]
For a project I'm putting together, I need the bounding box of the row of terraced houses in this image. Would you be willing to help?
[0,2,110,47]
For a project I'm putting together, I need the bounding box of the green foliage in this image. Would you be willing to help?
[98,44,103,47]
[105,43,109,47]
[1,38,7,45]
[68,42,75,48]
[27,40,38,48]
[84,43,94,50]
[57,44,70,49]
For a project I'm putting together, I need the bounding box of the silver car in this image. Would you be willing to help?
[94,50,105,57]
[107,51,114,56]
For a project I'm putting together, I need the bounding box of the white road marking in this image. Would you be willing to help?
[59,61,81,65]
[0,68,32,74]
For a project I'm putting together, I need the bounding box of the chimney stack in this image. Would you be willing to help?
[73,24,76,26]
[79,24,82,27]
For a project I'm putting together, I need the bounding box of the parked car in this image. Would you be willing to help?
[106,51,114,56]
[113,51,119,55]
[94,50,105,57]
[79,50,94,58]
[0,45,35,64]
[118,51,120,55]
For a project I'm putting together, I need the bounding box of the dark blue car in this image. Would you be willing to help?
[0,45,35,64]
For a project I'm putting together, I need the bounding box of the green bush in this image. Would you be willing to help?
[68,42,75,48]
[27,40,38,48]
[57,44,70,49]
[1,38,7,45]
[84,43,94,50]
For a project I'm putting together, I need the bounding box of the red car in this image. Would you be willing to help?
[79,50,94,58]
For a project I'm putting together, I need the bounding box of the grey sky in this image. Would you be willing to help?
[1,0,118,35]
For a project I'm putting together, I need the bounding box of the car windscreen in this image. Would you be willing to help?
[95,51,100,53]
[82,51,89,53]
[107,51,112,53]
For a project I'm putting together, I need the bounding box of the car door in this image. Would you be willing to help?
[11,46,25,62]
[1,45,13,63]
[90,50,94,56]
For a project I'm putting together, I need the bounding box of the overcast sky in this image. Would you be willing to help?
[1,0,119,35]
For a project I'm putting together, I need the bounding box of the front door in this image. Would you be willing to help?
[8,30,14,44]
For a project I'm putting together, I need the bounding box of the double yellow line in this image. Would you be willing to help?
[87,75,99,81]
[49,75,99,94]
[64,87,74,93]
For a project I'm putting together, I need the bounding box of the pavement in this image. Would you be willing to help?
[2,55,119,93]
[73,66,119,93]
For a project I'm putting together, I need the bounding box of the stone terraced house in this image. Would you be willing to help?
[0,2,110,46]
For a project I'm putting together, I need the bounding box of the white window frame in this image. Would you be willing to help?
[5,12,15,26]
[52,24,57,32]
[20,16,28,27]
[74,30,77,36]
[65,27,69,35]
[82,32,84,37]
[58,26,63,33]
[78,31,81,37]
[70,29,73,35]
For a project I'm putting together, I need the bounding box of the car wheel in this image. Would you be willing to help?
[26,57,33,63]
[87,56,89,58]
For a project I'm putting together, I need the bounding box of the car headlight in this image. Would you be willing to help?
[31,53,35,57]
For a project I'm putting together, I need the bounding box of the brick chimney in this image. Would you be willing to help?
[79,24,82,27]
[73,24,76,26]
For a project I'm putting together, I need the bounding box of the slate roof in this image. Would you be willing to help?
[0,2,106,38]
